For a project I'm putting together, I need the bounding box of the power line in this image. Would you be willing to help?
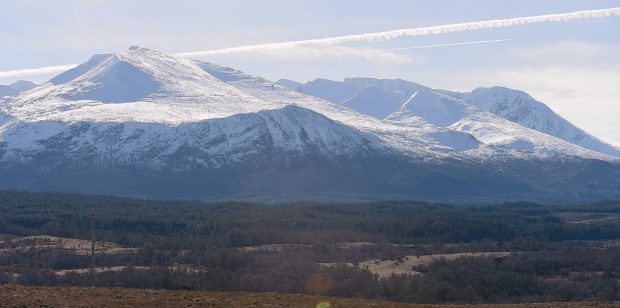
[89,213,96,288]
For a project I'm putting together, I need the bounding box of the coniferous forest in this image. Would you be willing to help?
[0,191,618,304]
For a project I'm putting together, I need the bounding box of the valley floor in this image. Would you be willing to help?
[1,192,619,304]
[0,285,617,308]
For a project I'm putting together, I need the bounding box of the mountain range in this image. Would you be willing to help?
[0,80,37,97]
[0,47,618,202]
[276,78,620,158]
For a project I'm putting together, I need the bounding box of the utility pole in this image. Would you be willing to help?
[89,213,96,287]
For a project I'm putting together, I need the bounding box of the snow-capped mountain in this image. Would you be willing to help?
[0,47,618,202]
[278,77,620,159]
[9,80,37,92]
[453,87,620,158]
[0,80,37,97]
[2,47,379,166]
[385,90,581,154]
[199,61,616,161]
[7,48,281,124]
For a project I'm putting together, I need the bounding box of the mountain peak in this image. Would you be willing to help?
[10,80,37,92]
[50,53,112,85]
[8,48,280,123]
[469,86,533,103]
[463,86,620,157]
[0,80,38,97]
[56,50,162,103]
[43,47,241,103]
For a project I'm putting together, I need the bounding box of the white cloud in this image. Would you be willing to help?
[0,65,77,79]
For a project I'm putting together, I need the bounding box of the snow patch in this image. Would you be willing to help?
[340,86,408,119]
[395,91,466,127]
[62,60,160,103]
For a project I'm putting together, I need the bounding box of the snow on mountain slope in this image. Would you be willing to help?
[340,86,409,119]
[50,54,111,85]
[0,105,380,168]
[9,80,38,92]
[203,62,614,161]
[0,48,384,169]
[276,77,430,107]
[276,77,461,123]
[280,76,619,159]
[387,91,467,127]
[274,79,304,91]
[2,49,413,158]
[1,47,615,167]
[4,47,283,124]
[458,87,620,158]
[199,62,480,155]
[384,90,614,157]
[1,47,619,201]
[276,78,364,103]
[344,78,430,96]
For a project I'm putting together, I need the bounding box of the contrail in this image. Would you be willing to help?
[176,7,620,57]
[1,7,618,79]
[0,39,513,79]
[0,64,77,79]
[387,38,514,51]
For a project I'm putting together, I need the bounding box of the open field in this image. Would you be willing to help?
[1,234,511,280]
[0,286,618,307]
[240,241,377,252]
[320,252,512,278]
[0,235,137,255]
[53,264,208,277]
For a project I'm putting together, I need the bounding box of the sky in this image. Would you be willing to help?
[1,0,619,146]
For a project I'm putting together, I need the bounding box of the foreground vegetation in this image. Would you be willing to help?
[5,285,614,308]
[0,191,618,304]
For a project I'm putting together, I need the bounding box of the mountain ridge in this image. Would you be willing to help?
[278,77,620,157]
[0,47,618,202]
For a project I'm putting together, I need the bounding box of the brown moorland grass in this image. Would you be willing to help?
[0,285,618,307]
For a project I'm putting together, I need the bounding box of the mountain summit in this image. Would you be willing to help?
[0,47,618,202]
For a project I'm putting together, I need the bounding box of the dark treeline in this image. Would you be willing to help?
[0,191,619,248]
[0,191,619,304]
